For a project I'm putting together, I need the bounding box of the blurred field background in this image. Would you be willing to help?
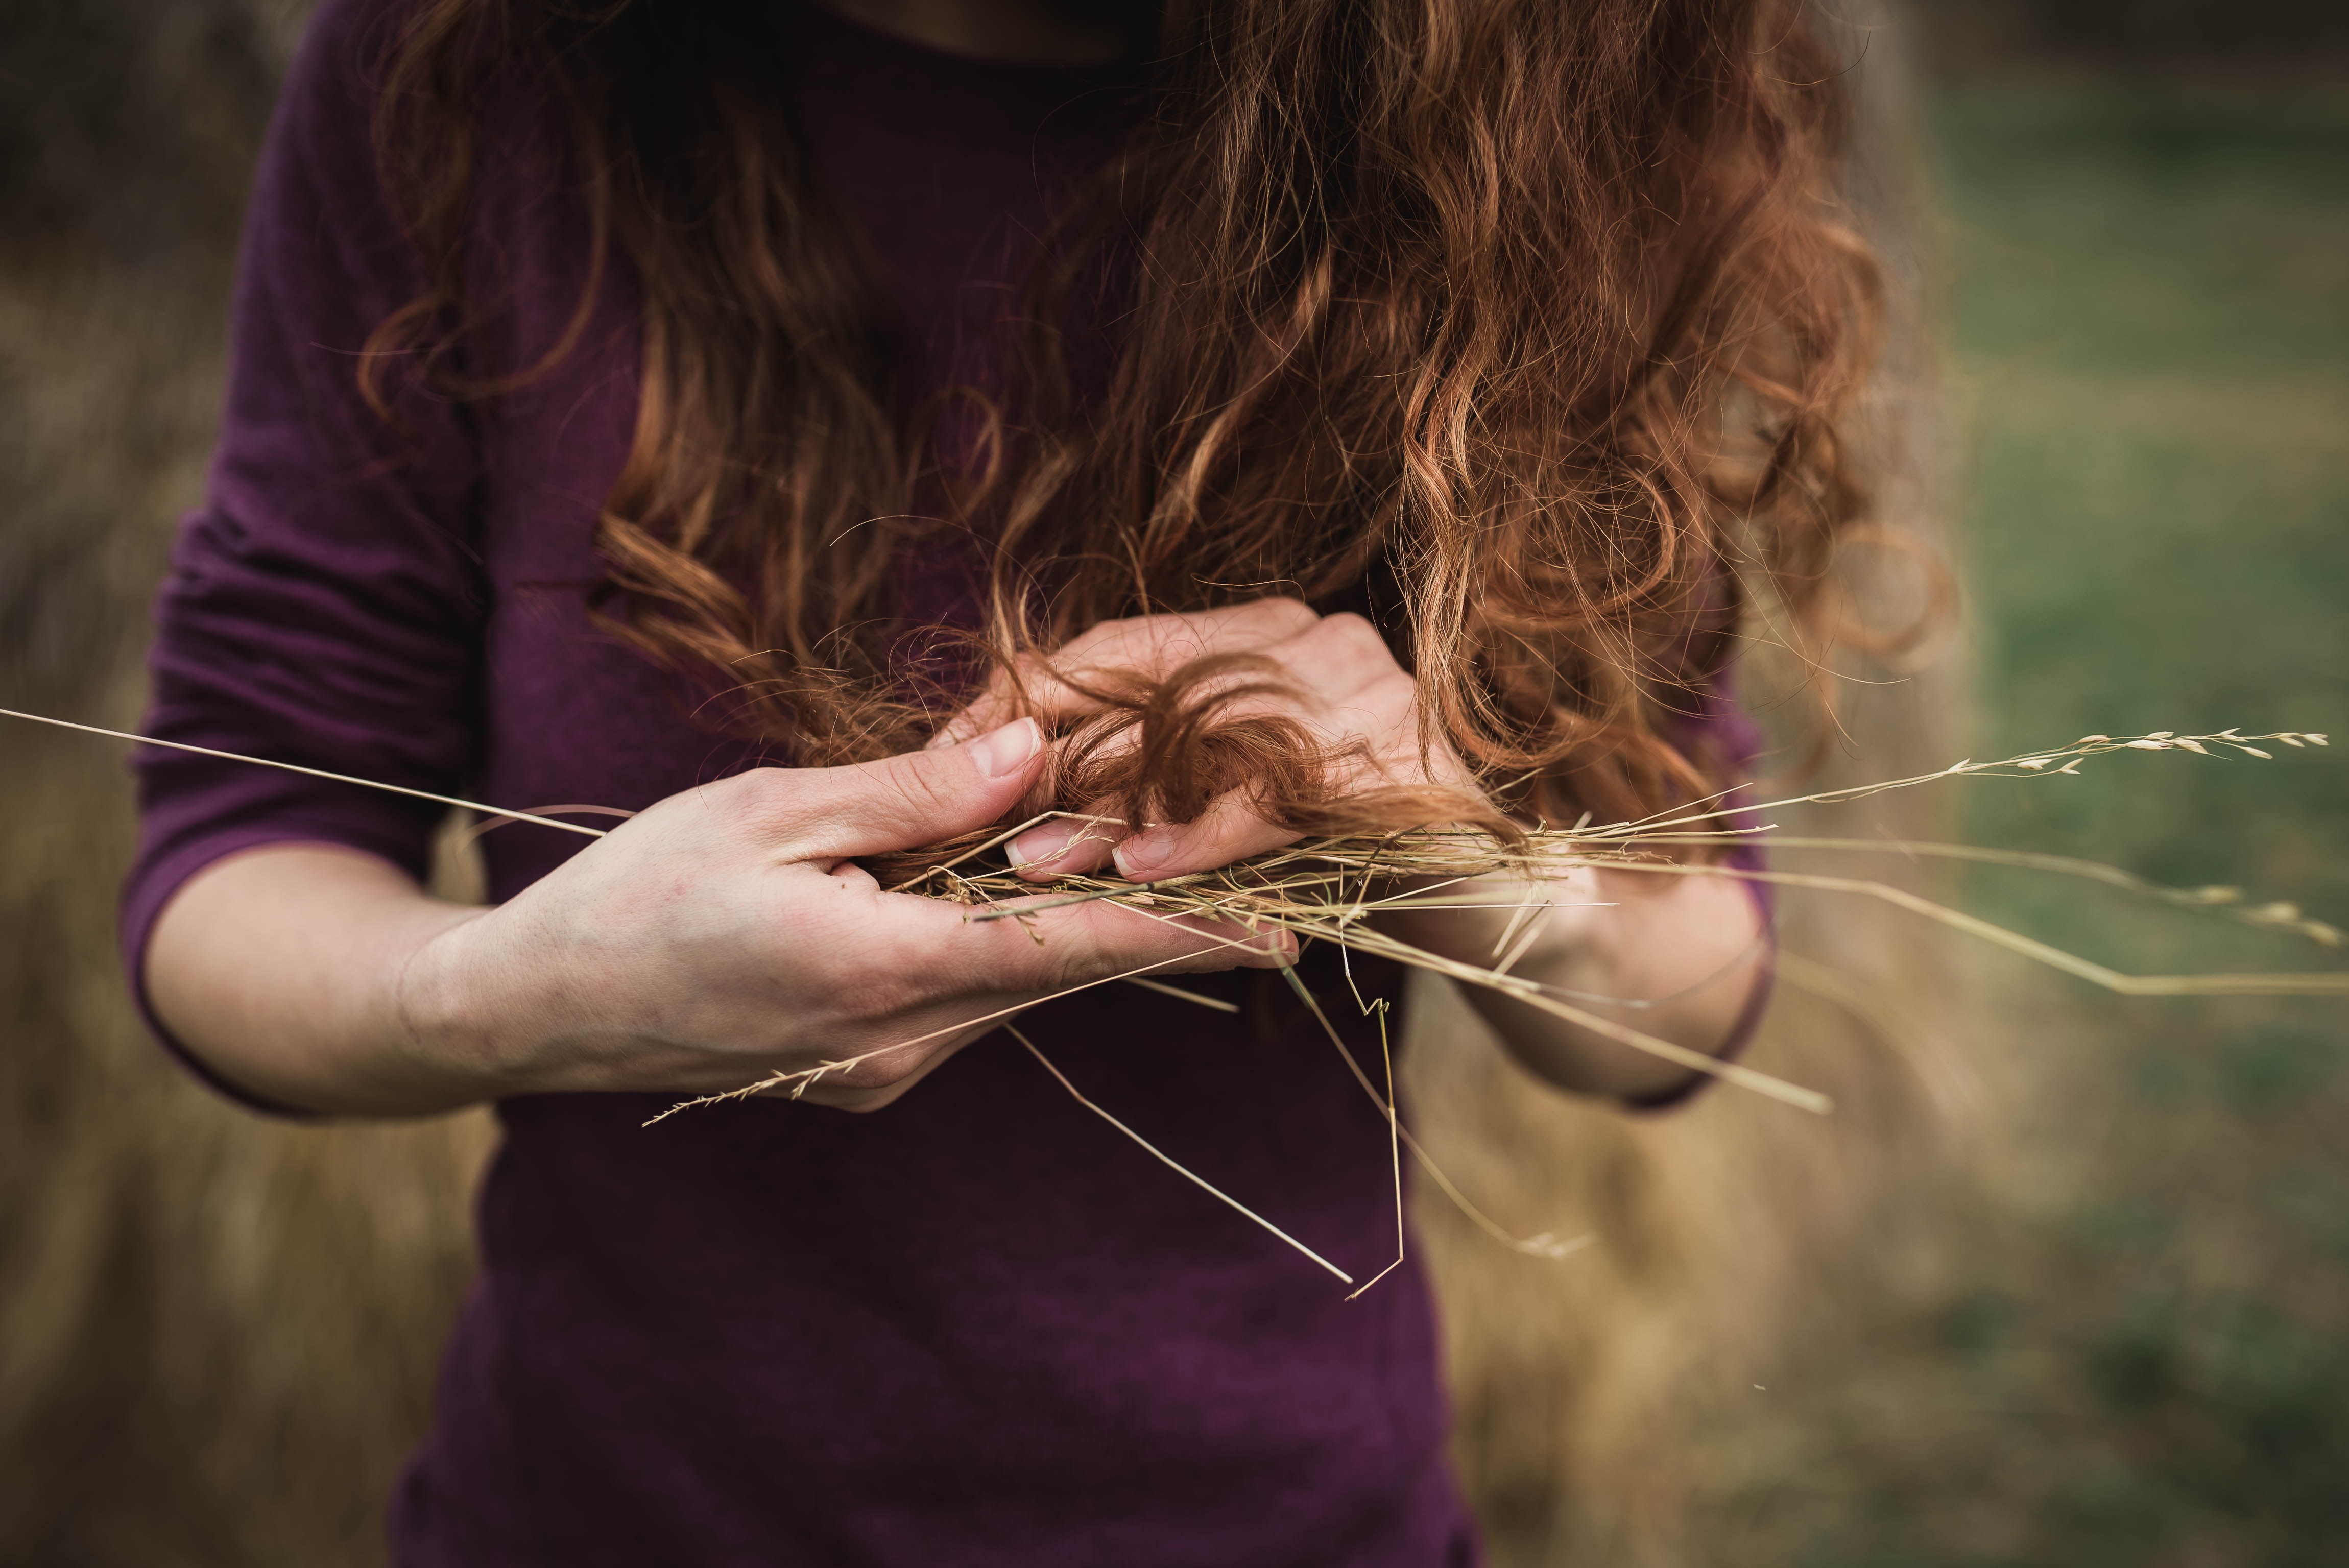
[1674,29,2349,1566]
[1,2,2342,1563]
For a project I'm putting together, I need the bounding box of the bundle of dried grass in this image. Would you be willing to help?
[14,705,2334,1300]
[627,723,2337,1306]
[675,727,2343,1115]
[13,708,2336,1112]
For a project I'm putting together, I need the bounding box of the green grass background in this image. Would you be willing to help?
[1704,73,2347,1567]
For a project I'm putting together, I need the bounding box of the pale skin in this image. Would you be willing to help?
[151,597,1763,1116]
[143,0,1765,1118]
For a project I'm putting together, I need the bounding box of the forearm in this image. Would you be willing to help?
[1380,864,1767,1102]
[144,843,514,1117]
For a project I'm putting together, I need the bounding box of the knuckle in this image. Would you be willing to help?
[1314,612,1393,664]
[735,765,795,804]
[1150,616,1212,661]
[1367,667,1419,711]
[1039,918,1135,991]
[1063,621,1126,658]
[1041,947,1098,994]
[1000,920,1084,991]
[1261,596,1319,630]
[883,752,963,815]
[728,767,806,833]
[1006,650,1054,690]
[1224,599,1319,648]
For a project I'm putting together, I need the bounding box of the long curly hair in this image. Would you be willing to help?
[365,0,1884,831]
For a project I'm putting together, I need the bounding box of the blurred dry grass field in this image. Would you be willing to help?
[0,5,2338,1565]
[1652,72,2349,1568]
[0,5,489,1560]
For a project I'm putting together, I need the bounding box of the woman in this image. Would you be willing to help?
[126,0,1874,1559]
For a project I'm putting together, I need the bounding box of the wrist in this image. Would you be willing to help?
[387,903,558,1103]
[1377,865,1609,975]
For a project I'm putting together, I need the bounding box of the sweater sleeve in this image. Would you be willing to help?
[1620,677,1778,1113]
[122,0,489,1109]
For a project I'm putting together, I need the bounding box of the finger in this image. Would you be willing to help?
[941,659,1111,743]
[1092,658,1429,887]
[1112,789,1301,882]
[928,600,1321,747]
[964,896,1299,989]
[773,718,1046,861]
[881,885,1295,1010]
[930,642,1144,750]
[1002,637,1365,883]
[927,652,1072,749]
[1004,812,1130,880]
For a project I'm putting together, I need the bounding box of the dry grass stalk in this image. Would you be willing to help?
[3,707,2338,1291]
[1005,1022,1358,1285]
[773,727,2339,1107]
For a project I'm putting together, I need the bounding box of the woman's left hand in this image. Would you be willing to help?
[942,596,1769,1104]
[939,597,1473,883]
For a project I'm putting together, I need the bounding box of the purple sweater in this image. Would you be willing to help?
[126,4,1764,1562]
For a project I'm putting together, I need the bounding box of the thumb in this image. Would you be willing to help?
[784,718,1045,861]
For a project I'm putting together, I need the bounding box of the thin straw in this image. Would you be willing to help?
[0,708,608,839]
[1008,1024,1354,1286]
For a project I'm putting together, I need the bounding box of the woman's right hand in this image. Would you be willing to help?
[149,719,1292,1116]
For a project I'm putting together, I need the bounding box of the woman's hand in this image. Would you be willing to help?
[938,599,1767,1103]
[147,720,1292,1117]
[941,598,1475,884]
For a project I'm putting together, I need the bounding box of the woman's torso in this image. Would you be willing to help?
[372,7,1473,1562]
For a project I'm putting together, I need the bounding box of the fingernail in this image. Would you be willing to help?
[965,718,1041,779]
[1005,819,1081,869]
[1113,831,1171,880]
